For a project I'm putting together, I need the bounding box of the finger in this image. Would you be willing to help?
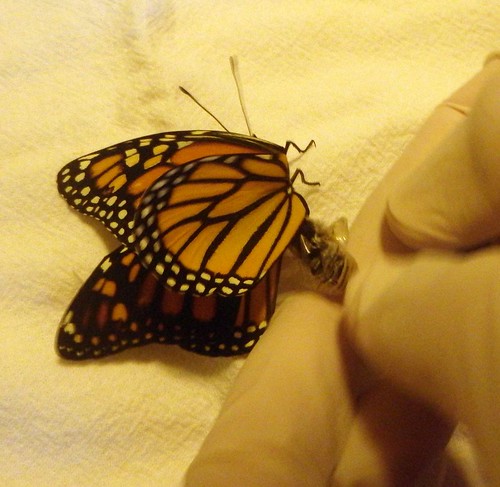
[346,247,500,484]
[342,58,500,485]
[347,55,500,276]
[332,382,453,487]
[386,56,500,250]
[185,292,361,487]
[345,57,500,334]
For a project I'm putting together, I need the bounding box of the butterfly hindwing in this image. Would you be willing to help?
[134,152,308,297]
[56,245,281,360]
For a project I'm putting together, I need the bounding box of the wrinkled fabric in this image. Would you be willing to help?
[1,1,498,485]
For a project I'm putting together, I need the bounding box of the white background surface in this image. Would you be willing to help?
[1,1,498,485]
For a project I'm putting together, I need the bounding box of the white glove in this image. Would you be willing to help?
[185,55,500,486]
[344,53,500,485]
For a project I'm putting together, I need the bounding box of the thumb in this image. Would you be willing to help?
[386,55,500,250]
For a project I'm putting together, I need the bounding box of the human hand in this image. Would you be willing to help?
[343,53,500,485]
[185,55,500,487]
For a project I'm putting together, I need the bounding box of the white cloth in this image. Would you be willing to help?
[1,1,497,485]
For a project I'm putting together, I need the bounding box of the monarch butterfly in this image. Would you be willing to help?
[56,59,355,360]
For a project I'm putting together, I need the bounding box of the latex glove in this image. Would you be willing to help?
[185,56,500,487]
[343,53,500,486]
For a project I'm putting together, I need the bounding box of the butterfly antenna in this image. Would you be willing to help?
[230,56,254,136]
[179,86,230,132]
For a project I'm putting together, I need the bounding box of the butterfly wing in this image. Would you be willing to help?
[57,130,286,246]
[56,245,281,360]
[57,130,298,359]
[134,152,308,296]
[57,133,181,245]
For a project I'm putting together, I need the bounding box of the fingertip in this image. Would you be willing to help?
[386,62,500,250]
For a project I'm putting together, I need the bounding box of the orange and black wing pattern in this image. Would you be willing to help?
[134,151,308,296]
[56,130,303,359]
[57,245,281,359]
[57,130,289,246]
